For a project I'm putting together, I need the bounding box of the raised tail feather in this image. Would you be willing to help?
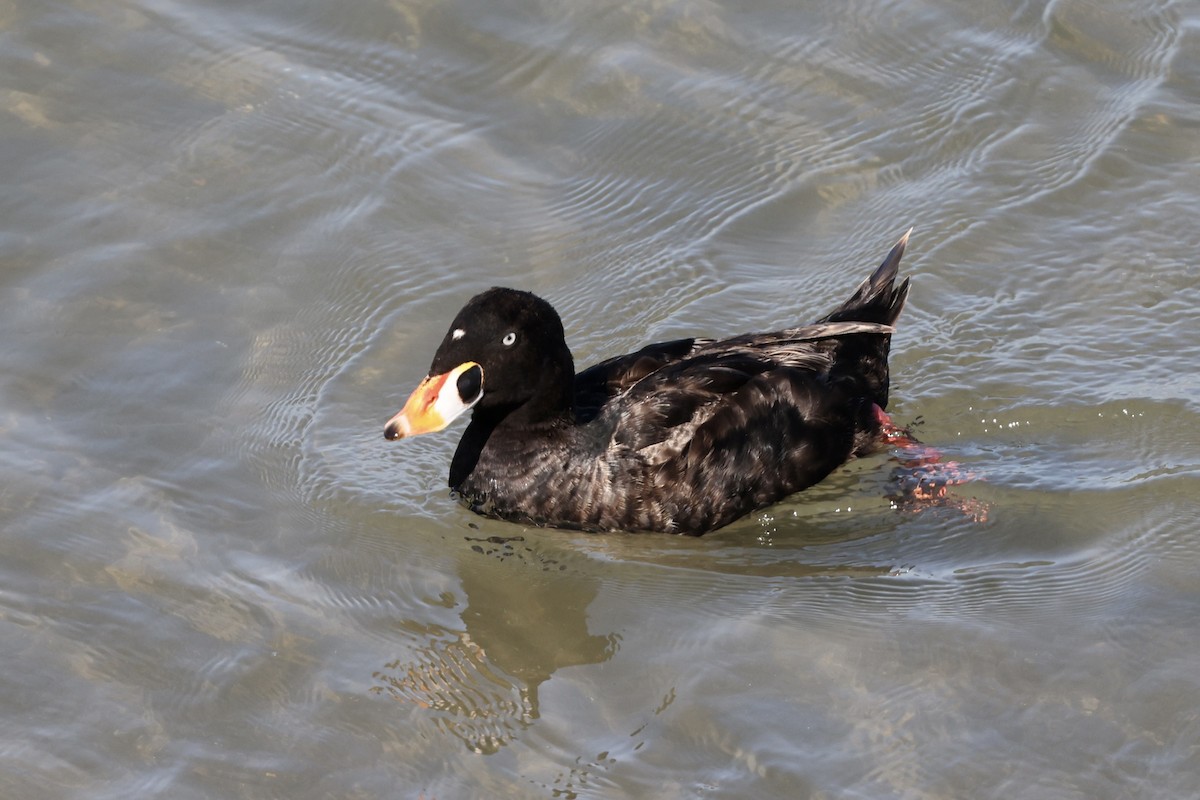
[821,228,912,327]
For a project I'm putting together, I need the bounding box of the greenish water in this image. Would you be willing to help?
[2,0,1198,797]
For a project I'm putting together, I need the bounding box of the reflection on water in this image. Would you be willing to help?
[374,536,618,754]
[375,628,536,754]
[3,0,1200,796]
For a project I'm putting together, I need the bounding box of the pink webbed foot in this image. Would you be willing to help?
[872,404,989,522]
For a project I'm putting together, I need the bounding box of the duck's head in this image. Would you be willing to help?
[384,287,575,440]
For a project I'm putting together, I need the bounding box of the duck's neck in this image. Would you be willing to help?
[514,356,576,427]
[448,358,576,489]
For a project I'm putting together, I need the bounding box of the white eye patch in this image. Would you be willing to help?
[502,332,516,346]
[452,328,465,340]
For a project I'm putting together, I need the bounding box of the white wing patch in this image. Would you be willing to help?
[452,328,465,340]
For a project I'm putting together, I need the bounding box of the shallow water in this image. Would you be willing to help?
[2,0,1199,797]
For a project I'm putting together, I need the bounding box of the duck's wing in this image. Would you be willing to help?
[600,321,893,459]
[573,337,712,423]
[601,351,788,462]
[636,365,869,532]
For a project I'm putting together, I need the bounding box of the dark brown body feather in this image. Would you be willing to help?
[428,232,912,534]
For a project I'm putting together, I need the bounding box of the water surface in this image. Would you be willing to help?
[2,0,1199,797]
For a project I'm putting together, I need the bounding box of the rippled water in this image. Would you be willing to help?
[3,0,1199,797]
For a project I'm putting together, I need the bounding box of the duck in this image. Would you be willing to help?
[385,230,912,535]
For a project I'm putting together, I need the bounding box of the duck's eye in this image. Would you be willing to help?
[501,332,517,347]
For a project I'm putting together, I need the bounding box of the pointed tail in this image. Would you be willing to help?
[821,229,912,326]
